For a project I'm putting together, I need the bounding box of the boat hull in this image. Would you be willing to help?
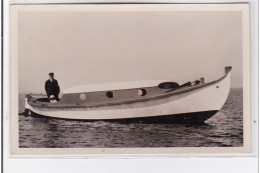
[28,110,218,124]
[24,70,231,123]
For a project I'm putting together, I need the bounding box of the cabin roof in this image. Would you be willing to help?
[63,80,168,94]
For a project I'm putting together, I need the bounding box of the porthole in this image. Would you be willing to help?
[138,89,147,96]
[106,91,113,98]
[80,93,86,100]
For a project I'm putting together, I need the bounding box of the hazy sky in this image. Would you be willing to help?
[18,7,243,94]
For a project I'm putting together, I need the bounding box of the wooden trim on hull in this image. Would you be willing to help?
[26,110,218,124]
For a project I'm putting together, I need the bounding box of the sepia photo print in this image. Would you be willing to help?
[10,4,250,155]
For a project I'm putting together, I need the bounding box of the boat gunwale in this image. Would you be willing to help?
[27,67,232,109]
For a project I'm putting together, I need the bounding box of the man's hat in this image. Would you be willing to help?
[49,72,54,76]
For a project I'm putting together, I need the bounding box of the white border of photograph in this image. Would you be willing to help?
[10,3,252,157]
[2,0,258,173]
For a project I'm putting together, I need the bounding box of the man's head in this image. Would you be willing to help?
[49,72,54,80]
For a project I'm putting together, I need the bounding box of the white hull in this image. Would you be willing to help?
[25,71,231,121]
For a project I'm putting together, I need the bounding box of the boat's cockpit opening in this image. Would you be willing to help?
[164,78,205,93]
[158,82,179,89]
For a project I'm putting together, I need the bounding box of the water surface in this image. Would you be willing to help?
[19,88,243,148]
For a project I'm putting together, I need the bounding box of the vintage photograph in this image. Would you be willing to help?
[10,4,250,154]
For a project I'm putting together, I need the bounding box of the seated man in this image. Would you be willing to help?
[45,72,60,102]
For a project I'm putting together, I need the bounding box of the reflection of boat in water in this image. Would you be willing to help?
[24,67,232,123]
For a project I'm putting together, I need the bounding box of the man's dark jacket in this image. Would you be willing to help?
[45,79,60,99]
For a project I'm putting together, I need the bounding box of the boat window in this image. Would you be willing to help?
[138,89,147,96]
[80,93,86,100]
[106,91,113,98]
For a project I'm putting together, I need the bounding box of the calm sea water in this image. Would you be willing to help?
[19,88,243,148]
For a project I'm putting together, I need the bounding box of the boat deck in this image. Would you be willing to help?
[27,83,207,109]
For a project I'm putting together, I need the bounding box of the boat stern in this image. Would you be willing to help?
[24,94,32,116]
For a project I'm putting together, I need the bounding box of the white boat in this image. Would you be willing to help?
[24,66,232,123]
